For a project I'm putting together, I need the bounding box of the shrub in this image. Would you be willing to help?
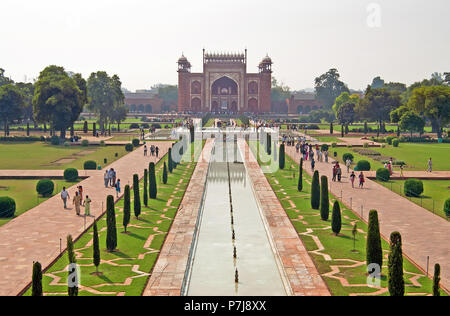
[84,160,97,170]
[386,136,395,145]
[64,142,71,147]
[321,144,329,152]
[81,140,89,147]
[64,168,79,182]
[115,153,119,157]
[331,143,337,148]
[132,139,140,147]
[311,171,320,210]
[100,140,106,147]
[104,158,107,164]
[376,168,390,182]
[388,232,404,296]
[343,153,354,163]
[168,148,173,173]
[51,136,60,145]
[125,144,134,152]
[404,179,423,197]
[331,201,341,236]
[367,210,383,270]
[0,197,16,218]
[333,152,337,158]
[393,139,400,147]
[36,179,54,197]
[444,198,450,218]
[141,123,150,129]
[106,195,117,252]
[129,123,140,129]
[363,142,369,148]
[320,176,329,221]
[356,160,371,171]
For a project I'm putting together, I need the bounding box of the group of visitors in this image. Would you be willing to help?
[144,144,160,157]
[104,168,121,197]
[60,185,92,217]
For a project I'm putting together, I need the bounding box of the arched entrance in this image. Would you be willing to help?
[191,98,201,112]
[248,98,258,113]
[211,76,238,112]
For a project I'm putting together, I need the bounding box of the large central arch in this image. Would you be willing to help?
[210,76,239,112]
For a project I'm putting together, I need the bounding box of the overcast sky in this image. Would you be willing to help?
[1,0,449,91]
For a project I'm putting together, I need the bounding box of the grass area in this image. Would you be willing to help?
[375,179,450,219]
[0,179,80,227]
[23,141,204,296]
[314,136,342,143]
[249,141,445,296]
[203,119,215,128]
[108,134,140,142]
[0,142,129,170]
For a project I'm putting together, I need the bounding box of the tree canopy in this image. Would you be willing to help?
[315,69,349,109]
[357,86,402,123]
[0,84,26,136]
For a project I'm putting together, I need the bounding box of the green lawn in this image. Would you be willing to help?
[0,179,80,227]
[23,141,203,296]
[314,136,342,143]
[249,141,445,296]
[0,142,129,170]
[376,179,450,219]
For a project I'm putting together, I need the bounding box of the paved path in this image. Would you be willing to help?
[0,170,97,179]
[285,146,450,291]
[239,140,330,296]
[143,139,214,296]
[0,142,173,296]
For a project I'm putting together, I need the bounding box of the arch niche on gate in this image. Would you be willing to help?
[191,97,201,113]
[211,76,239,112]
[248,98,258,113]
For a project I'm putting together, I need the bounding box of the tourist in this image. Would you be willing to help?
[359,172,365,188]
[309,149,314,161]
[151,145,155,157]
[427,158,432,173]
[112,169,117,187]
[155,146,160,158]
[104,170,109,188]
[78,186,84,205]
[73,191,82,216]
[388,162,393,176]
[144,145,148,156]
[324,150,329,163]
[84,195,92,217]
[346,159,352,173]
[332,164,337,182]
[61,187,70,209]
[350,171,356,188]
[337,164,342,182]
[296,142,300,154]
[400,164,404,178]
[115,179,121,198]
[311,157,315,171]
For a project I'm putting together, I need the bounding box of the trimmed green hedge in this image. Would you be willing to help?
[356,160,371,171]
[393,139,400,147]
[376,168,390,182]
[36,179,54,197]
[125,144,134,152]
[64,168,79,182]
[444,198,450,217]
[132,139,140,147]
[0,197,16,218]
[404,179,423,197]
[84,160,97,170]
[343,153,354,163]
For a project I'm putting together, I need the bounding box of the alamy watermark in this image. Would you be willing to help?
[367,3,382,28]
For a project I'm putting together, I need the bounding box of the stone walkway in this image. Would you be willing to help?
[0,170,97,179]
[143,139,214,296]
[239,140,330,296]
[0,142,172,296]
[285,146,450,291]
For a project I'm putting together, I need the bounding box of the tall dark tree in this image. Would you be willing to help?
[133,174,141,219]
[388,232,405,296]
[123,185,131,232]
[433,263,441,296]
[330,122,334,135]
[93,122,96,137]
[266,134,272,155]
[279,144,285,170]
[311,171,320,210]
[106,195,117,252]
[168,148,173,173]
[0,68,13,87]
[366,210,383,270]
[315,68,350,109]
[298,158,303,192]
[31,261,43,296]
[149,162,157,199]
[0,84,25,136]
[67,235,78,296]
[16,82,35,123]
[83,121,88,133]
[320,176,329,220]
[143,169,148,207]
[92,221,100,273]
[331,201,342,236]
[163,162,168,185]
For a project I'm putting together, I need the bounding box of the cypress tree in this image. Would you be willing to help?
[32,261,43,296]
[93,122,96,137]
[352,223,358,251]
[168,148,173,173]
[433,264,441,296]
[133,174,141,219]
[123,185,131,232]
[279,144,285,170]
[364,121,368,134]
[27,123,30,136]
[93,221,100,273]
[331,201,342,236]
[267,134,272,155]
[330,122,334,134]
[341,125,345,138]
[311,171,320,210]
[366,210,383,270]
[388,232,405,296]
[320,176,329,220]
[163,162,168,185]
[298,158,303,192]
[67,235,78,296]
[149,162,157,199]
[106,195,117,252]
[143,169,148,207]
[83,121,88,134]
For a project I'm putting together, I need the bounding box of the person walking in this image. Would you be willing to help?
[84,195,92,217]
[311,157,315,171]
[78,186,84,206]
[399,164,404,178]
[337,164,342,182]
[324,150,329,163]
[427,158,432,173]
[112,169,117,187]
[104,170,109,188]
[73,191,82,216]
[359,172,365,188]
[61,187,70,209]
[144,145,148,156]
[115,179,121,198]
[346,159,352,174]
[350,171,356,188]
[155,146,159,158]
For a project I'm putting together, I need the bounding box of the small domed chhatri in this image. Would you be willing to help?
[261,55,272,64]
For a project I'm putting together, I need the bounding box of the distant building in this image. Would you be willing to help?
[288,92,324,114]
[124,91,176,113]
[177,49,272,113]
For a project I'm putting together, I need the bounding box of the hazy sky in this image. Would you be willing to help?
[1,0,449,91]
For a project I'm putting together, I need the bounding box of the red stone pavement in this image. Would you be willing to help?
[285,146,450,291]
[0,142,172,296]
[143,139,214,296]
[239,140,330,296]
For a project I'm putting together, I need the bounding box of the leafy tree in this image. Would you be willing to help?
[408,85,450,138]
[32,261,43,296]
[93,221,100,273]
[0,68,13,87]
[298,158,303,192]
[433,264,441,296]
[390,105,409,123]
[371,76,385,89]
[163,162,168,184]
[0,84,25,136]
[315,68,349,109]
[320,176,329,220]
[33,66,86,139]
[156,84,178,112]
[384,82,407,93]
[399,111,425,137]
[149,163,157,199]
[67,235,78,296]
[123,185,131,232]
[366,210,383,269]
[332,92,360,117]
[133,174,141,219]
[388,232,405,296]
[331,201,342,236]
[337,102,356,128]
[143,169,148,207]
[279,144,285,170]
[16,82,35,123]
[311,171,320,210]
[106,195,117,252]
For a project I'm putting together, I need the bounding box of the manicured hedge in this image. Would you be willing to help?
[404,179,424,197]
[0,136,42,142]
[386,136,395,145]
[392,139,400,147]
[132,139,140,147]
[64,168,79,182]
[36,179,54,197]
[81,140,89,147]
[129,123,140,129]
[444,198,450,218]
[125,144,134,152]
[0,197,16,218]
[84,160,97,170]
[376,168,390,182]
[356,160,371,171]
[343,153,354,163]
